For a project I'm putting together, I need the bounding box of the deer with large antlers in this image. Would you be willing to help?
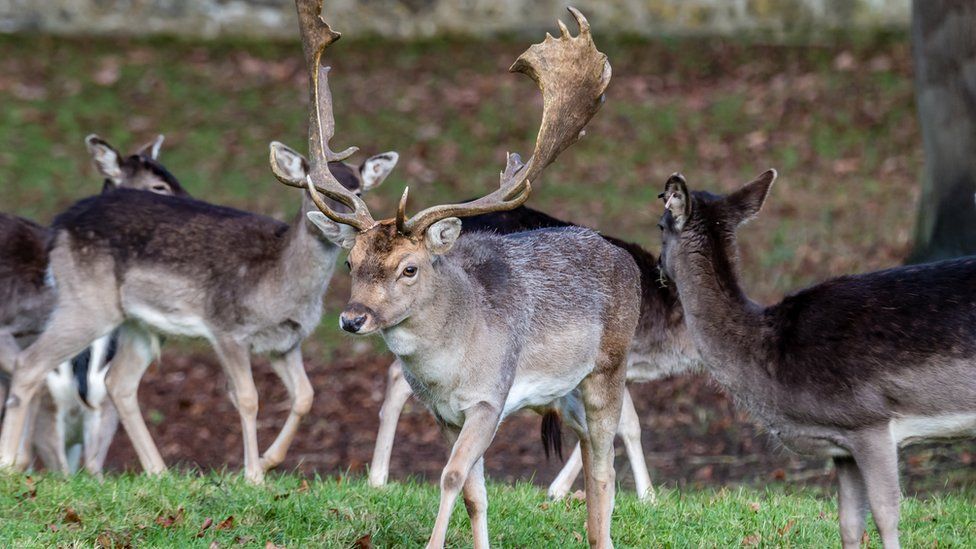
[275,4,636,546]
[368,207,699,503]
[0,131,397,481]
[658,170,976,548]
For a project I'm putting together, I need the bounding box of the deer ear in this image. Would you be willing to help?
[359,152,399,191]
[269,141,309,185]
[85,134,124,185]
[306,211,357,249]
[136,134,165,160]
[660,173,691,231]
[725,169,776,226]
[425,217,462,255]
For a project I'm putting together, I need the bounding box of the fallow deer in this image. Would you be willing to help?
[367,205,699,503]
[1,134,188,474]
[274,4,636,546]
[0,139,398,483]
[658,170,976,549]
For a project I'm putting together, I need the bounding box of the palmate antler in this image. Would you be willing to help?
[271,0,377,231]
[395,7,611,236]
[280,5,610,237]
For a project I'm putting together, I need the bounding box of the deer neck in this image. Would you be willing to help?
[278,194,342,295]
[671,231,768,391]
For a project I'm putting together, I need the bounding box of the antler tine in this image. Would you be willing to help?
[294,0,375,230]
[396,7,609,236]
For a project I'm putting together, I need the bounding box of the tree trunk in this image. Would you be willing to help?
[909,0,976,264]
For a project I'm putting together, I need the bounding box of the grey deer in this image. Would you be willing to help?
[0,139,397,483]
[368,206,700,503]
[1,134,186,475]
[273,4,638,547]
[658,170,976,549]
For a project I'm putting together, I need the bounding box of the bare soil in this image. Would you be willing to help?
[103,347,975,495]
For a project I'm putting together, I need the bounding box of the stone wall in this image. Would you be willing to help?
[0,0,909,39]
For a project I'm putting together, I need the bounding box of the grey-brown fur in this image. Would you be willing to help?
[658,170,976,549]
[325,219,640,548]
[0,144,397,484]
[368,207,699,502]
[0,134,190,474]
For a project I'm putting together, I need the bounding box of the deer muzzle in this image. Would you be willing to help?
[339,303,376,334]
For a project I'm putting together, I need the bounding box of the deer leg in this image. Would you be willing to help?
[578,363,626,549]
[31,389,69,473]
[618,387,654,503]
[0,308,113,468]
[105,325,165,475]
[426,402,501,549]
[260,347,313,471]
[83,334,119,475]
[85,399,119,476]
[463,457,490,549]
[369,359,413,487]
[834,455,868,549]
[0,331,19,374]
[15,394,41,471]
[548,442,583,500]
[212,337,262,484]
[0,332,16,431]
[851,428,901,549]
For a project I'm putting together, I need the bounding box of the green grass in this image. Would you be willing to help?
[0,33,920,315]
[1,472,972,547]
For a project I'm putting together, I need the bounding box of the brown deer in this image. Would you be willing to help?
[274,4,637,546]
[658,170,976,549]
[0,138,397,483]
[1,134,188,474]
[367,206,699,503]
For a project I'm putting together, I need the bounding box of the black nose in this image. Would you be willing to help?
[340,313,367,333]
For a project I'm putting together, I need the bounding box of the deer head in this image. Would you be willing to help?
[273,3,610,335]
[85,134,189,196]
[657,169,776,282]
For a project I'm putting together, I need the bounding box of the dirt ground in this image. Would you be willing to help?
[102,346,975,495]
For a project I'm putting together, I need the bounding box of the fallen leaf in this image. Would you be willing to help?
[19,476,37,500]
[209,542,220,549]
[862,531,870,546]
[197,517,214,537]
[539,502,550,511]
[573,531,584,543]
[778,519,795,536]
[235,536,256,545]
[297,479,310,493]
[64,507,82,524]
[742,533,761,546]
[571,490,586,502]
[155,507,185,528]
[217,516,235,531]
[748,502,761,513]
[93,57,121,86]
[47,524,58,532]
[353,534,372,548]
[265,542,285,549]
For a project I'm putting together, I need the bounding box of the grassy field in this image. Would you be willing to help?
[1,471,973,547]
[0,32,919,318]
[2,30,974,544]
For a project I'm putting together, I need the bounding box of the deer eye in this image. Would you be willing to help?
[401,265,418,278]
[151,184,169,193]
[344,260,351,271]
